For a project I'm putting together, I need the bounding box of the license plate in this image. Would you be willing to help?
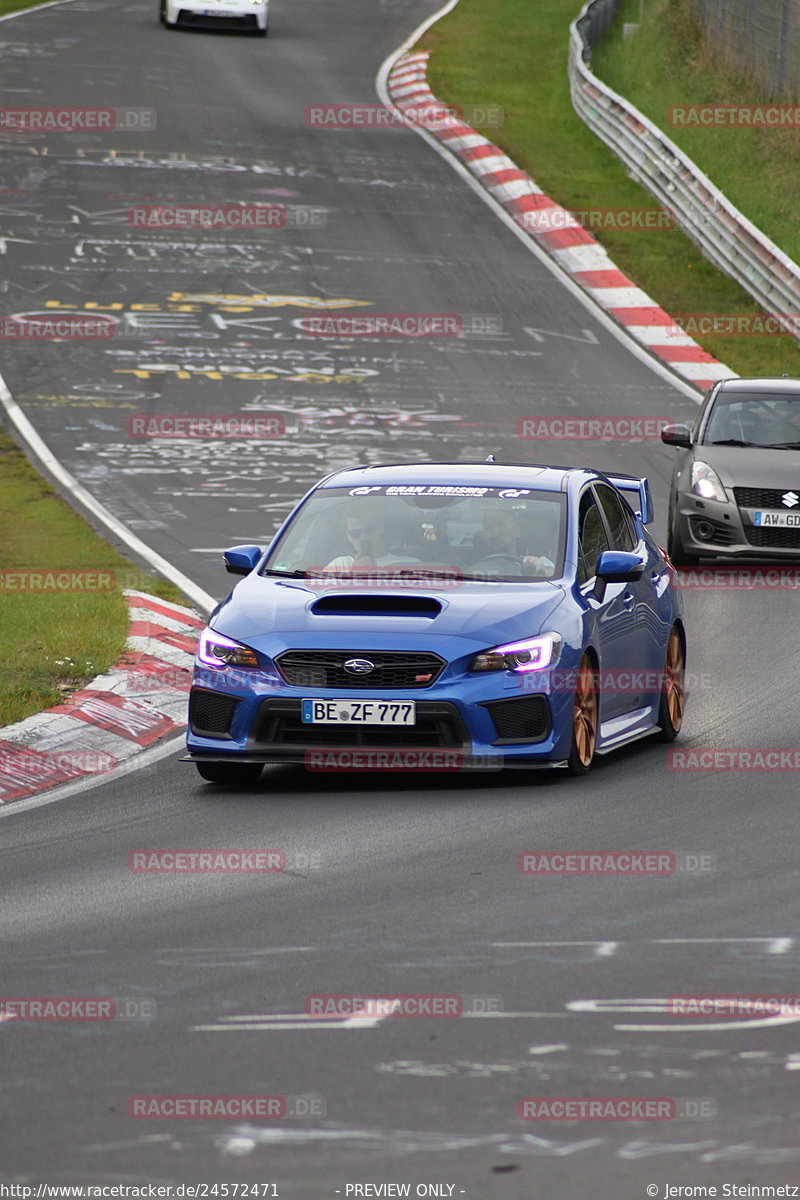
[301,699,416,725]
[754,510,800,527]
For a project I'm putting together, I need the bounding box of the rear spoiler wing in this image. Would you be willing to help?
[604,474,654,525]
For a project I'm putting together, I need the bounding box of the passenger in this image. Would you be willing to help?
[472,509,554,576]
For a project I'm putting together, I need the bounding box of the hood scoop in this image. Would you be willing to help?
[310,594,442,618]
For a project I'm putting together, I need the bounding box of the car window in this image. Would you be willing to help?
[594,483,637,552]
[703,392,800,445]
[577,492,610,585]
[262,486,567,581]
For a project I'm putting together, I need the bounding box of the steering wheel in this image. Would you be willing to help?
[475,553,524,565]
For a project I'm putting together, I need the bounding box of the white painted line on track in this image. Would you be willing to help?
[193,1014,386,1031]
[568,997,800,1032]
[653,938,794,952]
[491,941,618,956]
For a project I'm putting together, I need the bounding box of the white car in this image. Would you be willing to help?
[160,0,268,36]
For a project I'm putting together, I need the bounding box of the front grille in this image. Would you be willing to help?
[249,699,467,750]
[744,525,800,549]
[189,689,239,738]
[689,517,735,545]
[734,487,800,509]
[483,696,550,744]
[276,650,445,689]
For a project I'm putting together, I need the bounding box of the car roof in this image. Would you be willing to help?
[716,377,800,395]
[317,462,596,491]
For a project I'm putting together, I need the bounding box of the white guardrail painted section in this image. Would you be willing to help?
[569,0,800,331]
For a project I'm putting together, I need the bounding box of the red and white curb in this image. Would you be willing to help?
[0,591,201,805]
[388,51,733,394]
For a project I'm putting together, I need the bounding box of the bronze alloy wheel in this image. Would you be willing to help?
[568,653,598,774]
[657,626,686,741]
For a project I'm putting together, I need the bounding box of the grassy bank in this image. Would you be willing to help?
[0,429,185,727]
[422,0,800,377]
[595,0,800,264]
[0,0,57,16]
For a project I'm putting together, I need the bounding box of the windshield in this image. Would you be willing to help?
[703,392,800,447]
[262,485,567,582]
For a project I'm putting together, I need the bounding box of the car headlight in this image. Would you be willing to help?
[470,632,562,673]
[197,627,259,668]
[691,461,727,503]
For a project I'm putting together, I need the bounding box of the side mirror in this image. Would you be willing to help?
[223,544,263,576]
[661,423,692,448]
[593,550,645,599]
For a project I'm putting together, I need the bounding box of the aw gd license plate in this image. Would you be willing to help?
[754,511,800,527]
[301,699,416,725]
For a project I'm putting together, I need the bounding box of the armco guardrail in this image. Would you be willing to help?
[569,0,800,333]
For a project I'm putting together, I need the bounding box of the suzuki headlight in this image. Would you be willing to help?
[470,632,562,673]
[691,461,727,503]
[197,627,259,668]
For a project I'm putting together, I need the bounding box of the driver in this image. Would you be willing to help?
[472,509,554,576]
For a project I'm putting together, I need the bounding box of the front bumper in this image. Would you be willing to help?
[183,667,575,769]
[673,490,800,559]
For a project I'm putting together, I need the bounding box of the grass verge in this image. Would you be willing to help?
[0,428,186,728]
[594,0,800,264]
[0,0,59,15]
[421,0,800,378]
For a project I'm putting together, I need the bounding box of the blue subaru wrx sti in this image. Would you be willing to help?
[184,462,685,783]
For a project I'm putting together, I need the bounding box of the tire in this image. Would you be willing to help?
[195,761,263,785]
[566,653,598,775]
[667,515,700,567]
[655,625,685,742]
